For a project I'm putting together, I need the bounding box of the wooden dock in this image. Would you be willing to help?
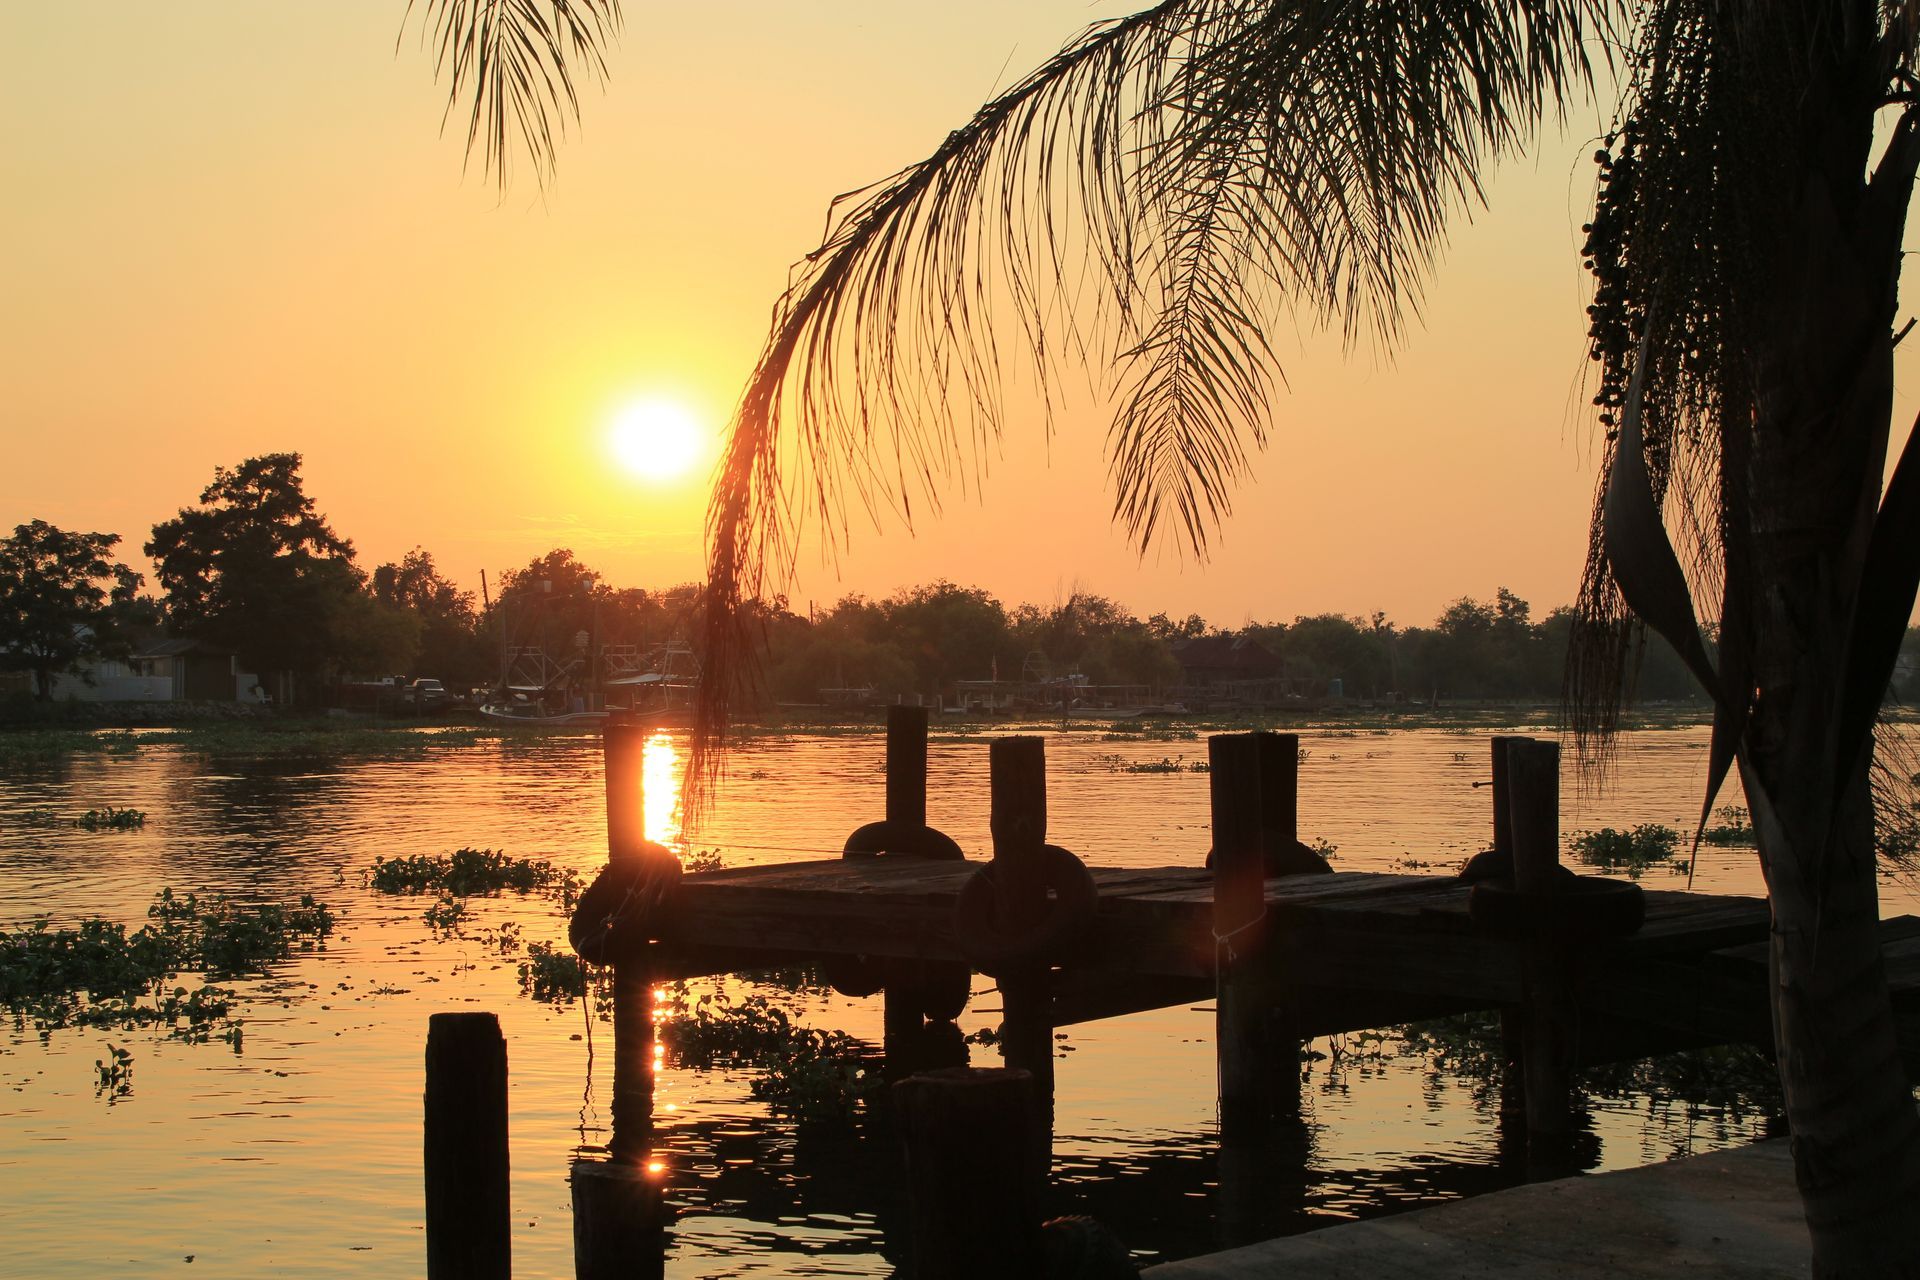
[548,710,1920,1278]
[663,856,1920,1066]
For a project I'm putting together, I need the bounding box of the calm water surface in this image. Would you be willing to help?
[4,723,1906,1277]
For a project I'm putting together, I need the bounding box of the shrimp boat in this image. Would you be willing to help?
[475,641,606,727]
[602,641,699,722]
[476,698,609,727]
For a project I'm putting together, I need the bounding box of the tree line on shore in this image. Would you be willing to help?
[7,451,1905,709]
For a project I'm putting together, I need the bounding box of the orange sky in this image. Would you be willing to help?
[7,4,1919,631]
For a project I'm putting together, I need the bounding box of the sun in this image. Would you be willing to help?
[607,399,706,483]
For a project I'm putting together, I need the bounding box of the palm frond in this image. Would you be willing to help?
[404,0,621,190]
[692,0,1614,802]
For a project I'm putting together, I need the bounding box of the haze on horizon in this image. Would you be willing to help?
[9,3,1920,629]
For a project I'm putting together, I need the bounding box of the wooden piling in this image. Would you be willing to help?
[1491,734,1525,1122]
[604,717,648,865]
[1490,735,1516,859]
[424,1012,510,1280]
[893,1066,1045,1279]
[1256,730,1300,850]
[990,736,1047,858]
[1507,737,1577,1155]
[885,704,929,828]
[883,705,935,1034]
[989,737,1054,1108]
[571,1158,666,1280]
[1211,733,1298,1135]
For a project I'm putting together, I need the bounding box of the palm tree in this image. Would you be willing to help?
[679,2,1920,1272]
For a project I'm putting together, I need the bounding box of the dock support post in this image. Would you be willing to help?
[1210,732,1293,1136]
[884,706,934,1036]
[989,737,1055,1121]
[1508,737,1577,1160]
[572,965,667,1279]
[425,1011,511,1280]
[894,1067,1045,1279]
[604,714,649,863]
[1490,736,1527,1131]
[885,703,929,829]
[571,1159,665,1280]
[1255,732,1302,1118]
[574,722,669,1278]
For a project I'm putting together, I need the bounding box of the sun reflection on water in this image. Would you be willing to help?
[643,731,682,849]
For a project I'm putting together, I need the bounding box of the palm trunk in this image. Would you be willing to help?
[1742,14,1920,1264]
[1748,751,1920,1275]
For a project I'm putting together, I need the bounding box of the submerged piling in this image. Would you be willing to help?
[894,1066,1046,1279]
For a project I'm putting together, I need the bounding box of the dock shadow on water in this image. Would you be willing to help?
[0,718,1815,1276]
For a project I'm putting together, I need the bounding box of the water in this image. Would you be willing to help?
[1,723,1902,1277]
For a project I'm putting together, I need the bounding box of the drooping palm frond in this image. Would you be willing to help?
[404,0,621,190]
[1567,0,1920,868]
[693,0,1616,798]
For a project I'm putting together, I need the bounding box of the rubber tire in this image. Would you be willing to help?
[1468,875,1645,939]
[842,819,966,861]
[1205,837,1334,877]
[823,954,888,999]
[909,960,973,1022]
[569,852,683,965]
[952,844,1098,976]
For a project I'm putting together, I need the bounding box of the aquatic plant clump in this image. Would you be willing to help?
[0,890,334,1059]
[74,807,147,831]
[1699,806,1756,846]
[1571,824,1683,877]
[367,847,581,899]
[1,891,334,1005]
[518,941,587,1001]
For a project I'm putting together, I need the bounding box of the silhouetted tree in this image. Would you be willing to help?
[147,453,391,696]
[0,521,147,699]
[373,548,488,682]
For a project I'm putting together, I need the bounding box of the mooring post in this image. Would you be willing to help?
[1257,729,1301,850]
[1490,735,1517,860]
[885,704,929,829]
[575,717,670,1278]
[1253,732,1303,1114]
[1490,735,1526,1124]
[1210,733,1281,1137]
[571,1157,666,1280]
[989,737,1054,1109]
[894,1066,1046,1279]
[884,706,934,1037]
[1508,737,1577,1156]
[424,1012,510,1280]
[604,714,648,864]
[571,969,665,1279]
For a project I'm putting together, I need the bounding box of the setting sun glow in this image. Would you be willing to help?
[608,399,706,483]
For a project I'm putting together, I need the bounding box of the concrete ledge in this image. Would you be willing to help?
[1146,1140,1806,1278]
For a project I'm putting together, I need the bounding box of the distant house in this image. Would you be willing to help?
[33,637,269,703]
[1170,634,1285,687]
